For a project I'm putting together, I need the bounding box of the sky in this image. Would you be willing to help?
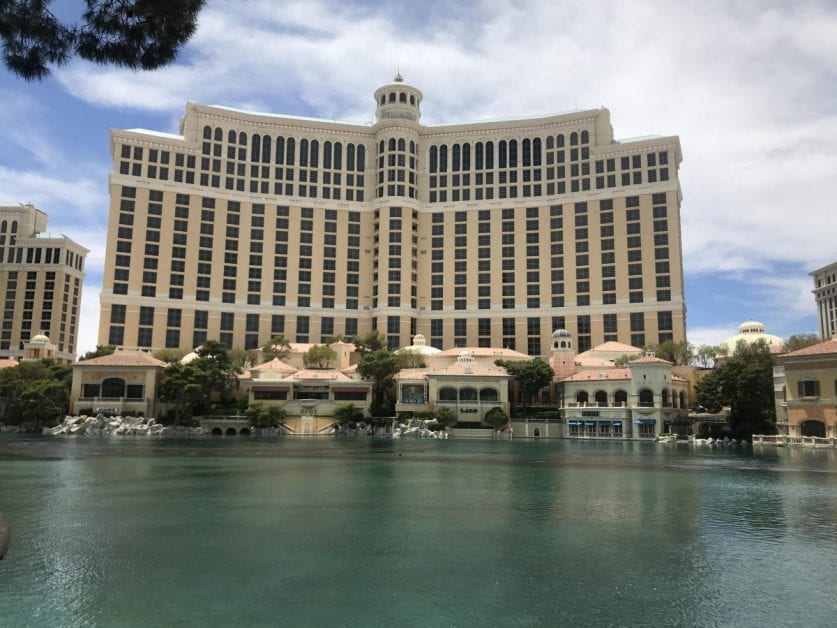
[0,0,834,356]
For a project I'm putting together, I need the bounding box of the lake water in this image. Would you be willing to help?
[1,435,835,627]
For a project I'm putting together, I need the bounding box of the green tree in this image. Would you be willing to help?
[78,344,115,361]
[0,0,206,80]
[495,358,553,405]
[783,334,820,353]
[483,407,509,430]
[434,406,457,428]
[152,347,188,363]
[158,341,238,423]
[262,334,291,361]
[303,344,337,369]
[694,340,776,439]
[396,350,426,370]
[333,403,364,426]
[647,340,694,366]
[0,360,69,427]
[352,331,386,355]
[246,403,287,429]
[613,354,633,367]
[356,348,400,418]
[694,345,726,369]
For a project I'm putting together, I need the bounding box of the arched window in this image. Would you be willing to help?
[410,95,415,105]
[570,132,578,146]
[459,387,478,401]
[388,92,396,103]
[379,140,385,153]
[299,139,309,167]
[101,377,126,398]
[399,92,407,103]
[409,140,416,154]
[309,140,319,167]
[581,130,590,144]
[356,145,365,170]
[480,388,498,402]
[0,221,6,232]
[286,138,295,165]
[439,145,448,172]
[323,141,332,169]
[388,138,396,151]
[275,137,285,164]
[452,144,461,171]
[214,127,222,142]
[439,387,457,401]
[639,389,654,407]
[800,420,826,437]
[576,391,589,405]
[429,146,438,174]
[462,144,470,170]
[347,144,355,171]
[661,389,670,407]
[202,125,212,139]
[334,141,343,170]
[485,141,494,168]
[262,136,271,163]
[475,142,484,170]
[556,134,565,148]
[239,131,247,145]
[522,139,531,167]
[509,139,518,167]
[679,391,686,408]
[380,95,385,105]
[533,137,542,166]
[228,130,236,144]
[614,390,628,406]
[251,134,261,162]
[499,140,507,168]
[595,390,608,407]
[546,136,554,150]
[397,138,405,152]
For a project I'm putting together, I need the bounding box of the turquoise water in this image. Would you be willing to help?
[1,436,835,627]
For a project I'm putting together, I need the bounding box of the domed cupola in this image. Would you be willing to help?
[374,73,423,123]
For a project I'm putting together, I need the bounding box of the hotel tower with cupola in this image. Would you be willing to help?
[99,75,686,355]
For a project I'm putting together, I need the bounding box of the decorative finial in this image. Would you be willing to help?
[394,69,403,83]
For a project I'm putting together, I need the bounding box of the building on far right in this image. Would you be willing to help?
[773,338,837,439]
[811,261,837,340]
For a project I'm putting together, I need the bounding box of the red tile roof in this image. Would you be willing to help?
[780,339,837,359]
[76,351,166,367]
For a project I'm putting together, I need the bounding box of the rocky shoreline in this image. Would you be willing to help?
[48,414,203,436]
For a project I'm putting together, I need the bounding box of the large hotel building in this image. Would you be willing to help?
[0,204,88,362]
[99,76,685,356]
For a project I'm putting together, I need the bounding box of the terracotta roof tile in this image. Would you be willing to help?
[780,339,837,358]
[631,356,672,365]
[250,357,297,373]
[563,368,632,382]
[76,351,166,367]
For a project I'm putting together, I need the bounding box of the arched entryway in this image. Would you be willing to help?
[594,390,608,407]
[225,427,237,436]
[800,420,826,438]
[211,427,222,435]
[638,389,654,407]
[533,427,541,438]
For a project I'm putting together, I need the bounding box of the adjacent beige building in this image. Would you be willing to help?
[0,204,88,362]
[99,76,686,356]
[811,261,837,340]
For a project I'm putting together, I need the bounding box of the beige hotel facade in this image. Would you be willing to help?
[0,204,88,362]
[98,76,686,356]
